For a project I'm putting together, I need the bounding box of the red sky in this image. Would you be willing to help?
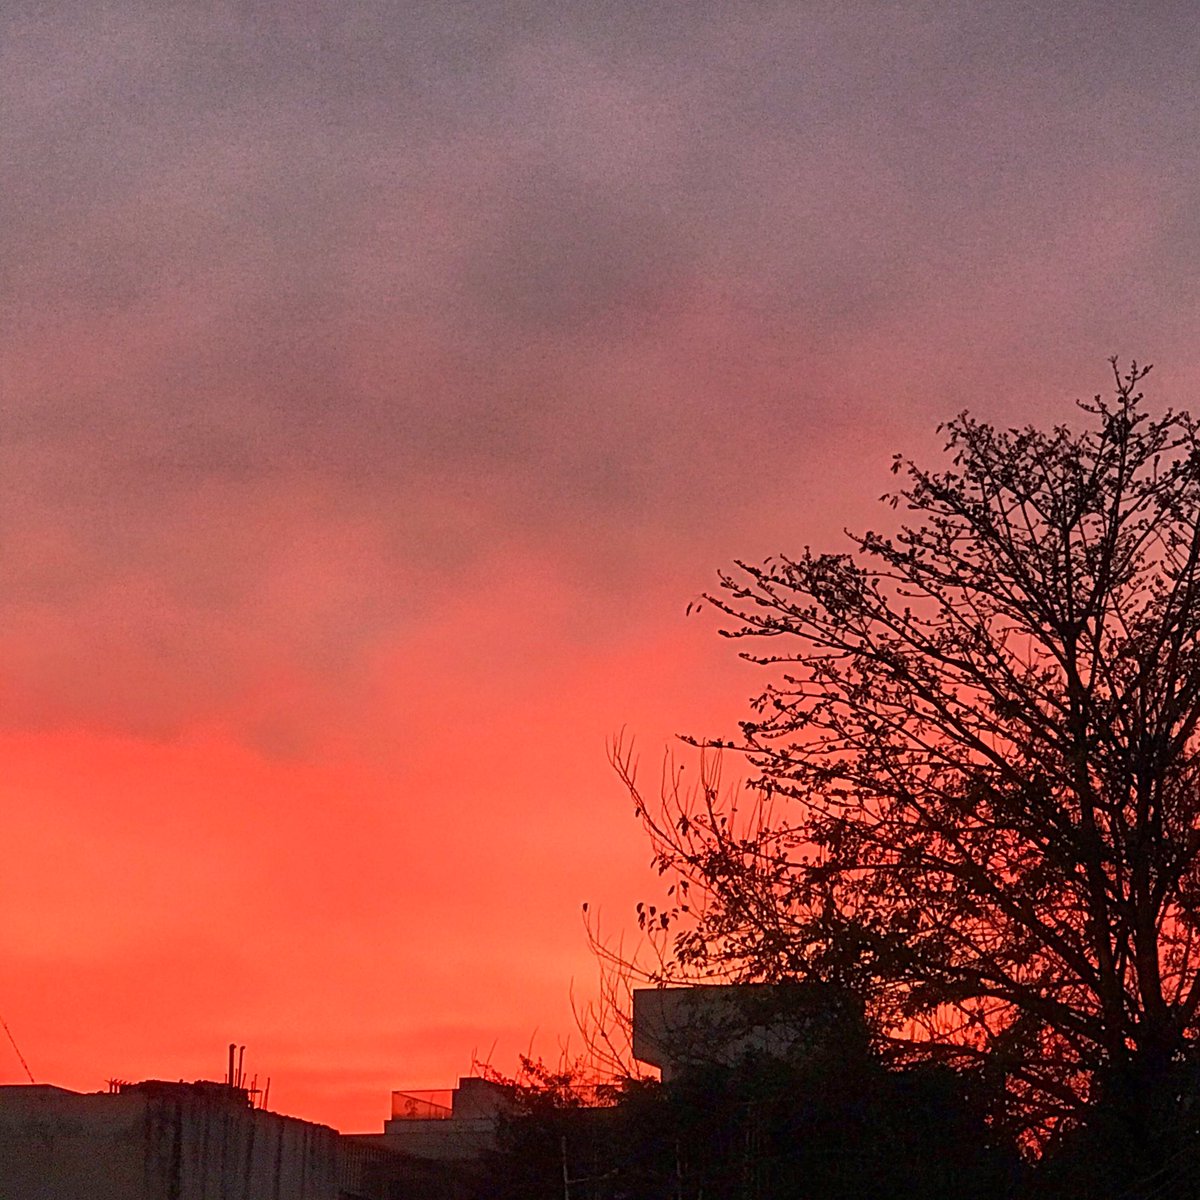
[4,3,1200,1131]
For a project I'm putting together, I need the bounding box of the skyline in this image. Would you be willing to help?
[4,2,1200,1131]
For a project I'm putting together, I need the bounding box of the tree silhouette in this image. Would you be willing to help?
[622,362,1200,1144]
[482,1048,1019,1199]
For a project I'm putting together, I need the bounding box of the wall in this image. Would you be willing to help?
[0,1081,339,1200]
[632,982,865,1080]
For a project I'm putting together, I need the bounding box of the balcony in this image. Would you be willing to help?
[390,1089,453,1121]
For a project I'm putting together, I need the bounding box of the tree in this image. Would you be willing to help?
[620,362,1200,1146]
[483,1047,1019,1199]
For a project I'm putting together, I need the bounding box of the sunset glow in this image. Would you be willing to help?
[4,3,1200,1132]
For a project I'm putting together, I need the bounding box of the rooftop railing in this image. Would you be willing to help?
[390,1089,454,1120]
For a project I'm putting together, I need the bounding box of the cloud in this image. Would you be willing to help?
[5,1,1200,1125]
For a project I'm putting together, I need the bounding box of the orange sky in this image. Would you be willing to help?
[4,3,1200,1132]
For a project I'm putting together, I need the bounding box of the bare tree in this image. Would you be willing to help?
[621,362,1200,1140]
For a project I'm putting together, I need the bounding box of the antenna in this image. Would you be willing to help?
[1,1014,35,1084]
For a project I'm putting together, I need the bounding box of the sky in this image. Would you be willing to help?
[3,1,1200,1132]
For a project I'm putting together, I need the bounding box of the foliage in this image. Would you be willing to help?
[482,1047,1019,1199]
[477,1056,635,1200]
[1036,1049,1200,1198]
[488,1054,620,1112]
[621,362,1200,1143]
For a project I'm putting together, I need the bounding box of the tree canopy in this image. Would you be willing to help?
[621,362,1200,1144]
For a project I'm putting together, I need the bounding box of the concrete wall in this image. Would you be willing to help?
[373,1115,498,1162]
[632,982,864,1080]
[0,1081,339,1200]
[339,1136,479,1200]
[0,1085,148,1200]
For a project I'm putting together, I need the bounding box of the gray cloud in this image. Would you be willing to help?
[5,0,1200,740]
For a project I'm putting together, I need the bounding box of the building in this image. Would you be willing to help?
[0,1079,340,1200]
[347,1076,511,1164]
[337,1077,515,1199]
[632,981,865,1081]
